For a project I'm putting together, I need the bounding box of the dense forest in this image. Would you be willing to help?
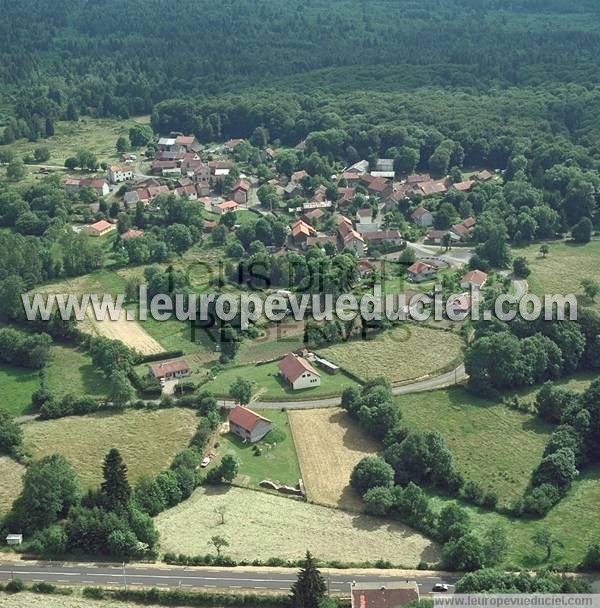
[4,0,600,131]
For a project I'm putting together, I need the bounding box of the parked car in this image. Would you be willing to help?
[432,584,449,592]
[200,456,211,468]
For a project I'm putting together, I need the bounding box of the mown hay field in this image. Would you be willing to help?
[288,408,380,511]
[155,486,440,566]
[317,325,463,384]
[22,408,198,489]
[0,592,172,608]
[0,456,25,515]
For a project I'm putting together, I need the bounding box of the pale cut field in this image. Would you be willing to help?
[83,309,164,355]
[22,408,198,489]
[0,593,173,608]
[0,456,25,515]
[155,486,440,566]
[317,325,463,384]
[288,408,380,511]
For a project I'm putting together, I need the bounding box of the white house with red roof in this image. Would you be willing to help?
[228,406,273,443]
[407,260,437,283]
[278,353,321,390]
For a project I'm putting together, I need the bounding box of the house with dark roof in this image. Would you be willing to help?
[228,406,272,443]
[278,353,321,390]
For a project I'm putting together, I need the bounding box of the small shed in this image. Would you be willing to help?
[6,534,23,545]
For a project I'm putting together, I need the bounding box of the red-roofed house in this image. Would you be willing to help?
[148,359,190,380]
[407,260,437,282]
[213,199,239,215]
[84,220,115,237]
[462,269,488,288]
[350,581,419,608]
[278,353,321,390]
[291,219,316,247]
[228,406,273,443]
[174,135,200,153]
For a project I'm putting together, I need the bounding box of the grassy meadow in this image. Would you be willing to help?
[317,325,464,384]
[155,485,440,565]
[517,239,600,314]
[22,408,198,489]
[397,387,553,506]
[0,365,40,416]
[45,344,111,400]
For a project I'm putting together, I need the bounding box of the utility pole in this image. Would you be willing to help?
[123,562,127,591]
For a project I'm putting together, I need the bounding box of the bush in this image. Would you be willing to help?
[523,483,561,516]
[83,587,106,599]
[30,582,56,594]
[6,578,25,593]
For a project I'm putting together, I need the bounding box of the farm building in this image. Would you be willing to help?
[278,353,321,390]
[350,581,419,608]
[149,359,190,381]
[84,219,115,237]
[228,406,273,443]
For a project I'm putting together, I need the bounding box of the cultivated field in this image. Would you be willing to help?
[0,593,172,608]
[288,408,380,510]
[0,456,25,515]
[397,387,553,506]
[317,325,463,384]
[83,309,164,355]
[0,365,40,416]
[22,408,198,489]
[155,486,440,565]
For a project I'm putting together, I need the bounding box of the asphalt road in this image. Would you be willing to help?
[0,562,460,593]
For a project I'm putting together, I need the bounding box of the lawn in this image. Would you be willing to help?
[517,239,600,314]
[288,408,380,511]
[397,386,553,507]
[0,365,40,416]
[45,344,111,400]
[22,408,198,489]
[154,485,440,565]
[0,456,25,516]
[317,325,464,384]
[214,409,301,488]
[203,361,360,401]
